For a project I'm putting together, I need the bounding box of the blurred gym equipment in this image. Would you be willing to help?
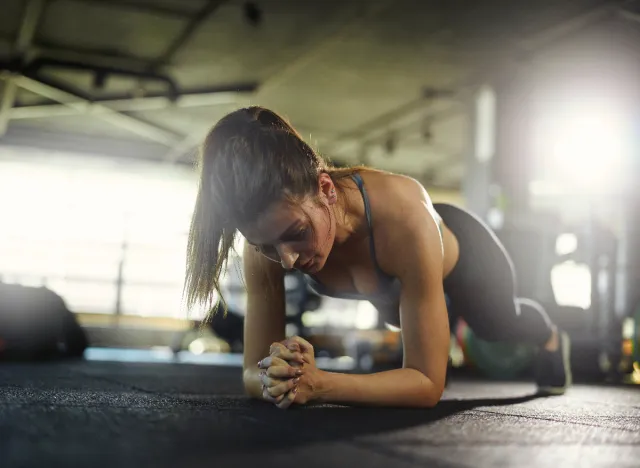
[0,282,88,361]
[495,215,623,381]
[174,270,324,355]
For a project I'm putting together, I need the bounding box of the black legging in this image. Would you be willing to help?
[435,203,554,347]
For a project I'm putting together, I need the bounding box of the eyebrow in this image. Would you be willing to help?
[275,220,302,242]
[250,220,301,247]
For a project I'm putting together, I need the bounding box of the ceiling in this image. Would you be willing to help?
[0,0,637,188]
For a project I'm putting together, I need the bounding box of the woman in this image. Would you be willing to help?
[185,106,572,410]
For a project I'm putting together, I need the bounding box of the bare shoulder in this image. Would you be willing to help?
[359,170,443,275]
[359,171,437,226]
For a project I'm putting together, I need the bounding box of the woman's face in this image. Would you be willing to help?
[241,196,335,274]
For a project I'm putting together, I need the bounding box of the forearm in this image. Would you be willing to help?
[316,368,442,408]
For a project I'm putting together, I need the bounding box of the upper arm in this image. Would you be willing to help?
[376,178,450,396]
[241,240,287,373]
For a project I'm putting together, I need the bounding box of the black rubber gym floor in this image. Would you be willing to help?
[2,359,639,468]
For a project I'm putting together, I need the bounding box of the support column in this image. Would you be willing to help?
[463,85,495,221]
[491,76,536,221]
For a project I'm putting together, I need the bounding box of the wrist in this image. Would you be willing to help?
[311,369,332,402]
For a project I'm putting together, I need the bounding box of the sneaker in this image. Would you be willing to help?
[535,330,572,395]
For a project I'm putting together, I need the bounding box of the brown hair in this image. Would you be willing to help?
[184,106,365,320]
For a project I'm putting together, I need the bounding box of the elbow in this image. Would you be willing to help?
[419,391,442,409]
[416,373,445,408]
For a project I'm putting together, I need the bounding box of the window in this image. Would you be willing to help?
[0,148,201,318]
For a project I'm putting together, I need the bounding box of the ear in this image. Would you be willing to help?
[318,173,337,205]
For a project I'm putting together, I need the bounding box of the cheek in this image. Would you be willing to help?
[313,220,333,253]
[306,205,334,254]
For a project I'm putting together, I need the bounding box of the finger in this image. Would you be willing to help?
[262,386,285,404]
[269,342,287,355]
[259,370,278,388]
[269,344,304,364]
[280,339,300,352]
[267,365,304,379]
[258,367,297,388]
[257,355,288,369]
[280,341,304,368]
[276,386,298,410]
[285,337,314,364]
[287,336,314,352]
[267,376,300,398]
[258,367,302,388]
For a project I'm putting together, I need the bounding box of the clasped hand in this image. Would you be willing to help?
[257,336,319,410]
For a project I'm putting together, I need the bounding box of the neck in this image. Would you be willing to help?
[330,179,368,248]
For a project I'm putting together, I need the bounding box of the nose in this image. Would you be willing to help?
[276,244,299,270]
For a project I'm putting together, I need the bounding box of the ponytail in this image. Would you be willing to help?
[184,159,236,319]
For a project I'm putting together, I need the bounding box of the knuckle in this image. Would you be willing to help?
[278,397,291,409]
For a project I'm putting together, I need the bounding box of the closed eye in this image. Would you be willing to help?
[288,226,309,241]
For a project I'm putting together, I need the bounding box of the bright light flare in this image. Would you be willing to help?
[535,102,630,191]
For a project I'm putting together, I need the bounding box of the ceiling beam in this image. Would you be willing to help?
[147,0,228,71]
[1,124,193,165]
[328,101,466,162]
[617,5,640,24]
[257,0,397,97]
[0,80,20,136]
[517,1,620,53]
[15,0,46,53]
[3,73,182,145]
[0,0,46,136]
[30,38,156,69]
[64,0,196,18]
[8,83,257,119]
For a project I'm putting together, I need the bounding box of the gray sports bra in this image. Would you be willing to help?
[305,173,442,305]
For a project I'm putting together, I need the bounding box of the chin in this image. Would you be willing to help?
[312,254,328,272]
